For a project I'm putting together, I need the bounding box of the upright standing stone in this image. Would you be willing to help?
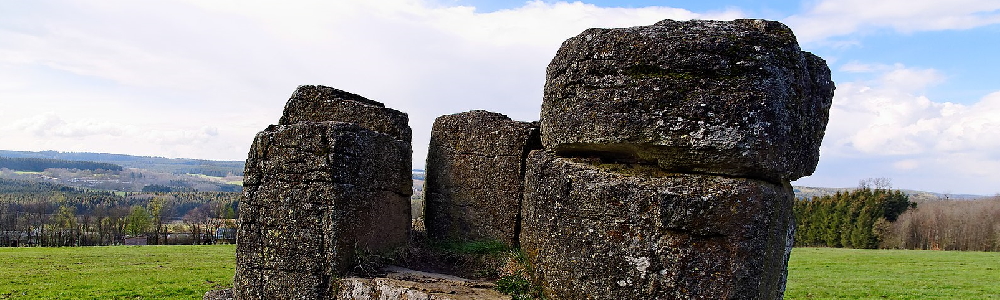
[423,110,540,246]
[540,19,834,182]
[520,151,794,299]
[234,86,412,300]
[522,19,833,299]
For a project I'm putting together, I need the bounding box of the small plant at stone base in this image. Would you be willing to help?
[495,250,546,300]
[429,239,512,279]
[496,275,542,300]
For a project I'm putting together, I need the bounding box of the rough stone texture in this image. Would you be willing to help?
[279,85,412,142]
[520,151,795,300]
[423,110,540,246]
[540,19,834,182]
[204,289,234,300]
[338,266,511,300]
[234,121,412,300]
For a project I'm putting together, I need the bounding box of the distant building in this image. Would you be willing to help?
[215,228,236,243]
[124,236,147,245]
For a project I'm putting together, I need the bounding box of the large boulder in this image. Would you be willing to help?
[279,85,411,142]
[520,150,795,300]
[423,110,540,246]
[235,121,411,300]
[540,19,834,182]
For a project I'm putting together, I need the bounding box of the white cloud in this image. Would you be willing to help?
[892,159,920,170]
[784,0,1000,42]
[815,64,1000,194]
[0,0,744,165]
[1,112,249,161]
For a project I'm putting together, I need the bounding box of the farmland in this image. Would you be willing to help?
[0,245,234,299]
[1,246,998,299]
[786,248,1000,299]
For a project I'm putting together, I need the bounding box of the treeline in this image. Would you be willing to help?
[0,178,78,194]
[880,197,1000,251]
[0,180,241,247]
[0,156,123,172]
[794,187,914,249]
[0,150,243,176]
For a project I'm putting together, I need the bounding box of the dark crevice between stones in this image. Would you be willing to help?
[514,125,542,249]
[555,144,786,186]
[318,242,333,297]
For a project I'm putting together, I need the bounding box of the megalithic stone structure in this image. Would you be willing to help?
[423,110,540,247]
[521,19,834,299]
[210,17,834,300]
[233,85,412,300]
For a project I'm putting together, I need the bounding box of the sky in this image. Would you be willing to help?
[1,0,998,195]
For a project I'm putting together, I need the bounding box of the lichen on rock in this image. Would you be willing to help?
[423,110,541,247]
[278,85,411,142]
[540,19,835,182]
[233,86,412,300]
[520,150,794,299]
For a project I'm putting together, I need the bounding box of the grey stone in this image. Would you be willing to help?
[423,110,540,246]
[279,85,411,142]
[338,266,511,300]
[234,121,412,300]
[203,289,234,300]
[520,150,795,300]
[540,19,834,182]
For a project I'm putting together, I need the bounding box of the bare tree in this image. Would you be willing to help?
[858,177,893,190]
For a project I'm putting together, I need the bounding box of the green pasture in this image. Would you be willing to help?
[10,171,42,175]
[786,248,1000,299]
[0,246,998,299]
[0,245,234,299]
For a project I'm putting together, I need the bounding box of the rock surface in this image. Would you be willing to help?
[279,85,412,142]
[540,19,834,182]
[423,110,540,246]
[338,266,511,300]
[520,150,795,300]
[210,267,509,300]
[235,121,412,300]
[203,289,234,300]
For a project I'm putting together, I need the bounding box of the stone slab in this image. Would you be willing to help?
[540,19,834,182]
[520,150,795,300]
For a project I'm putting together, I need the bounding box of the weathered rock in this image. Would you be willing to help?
[423,110,540,246]
[338,266,511,300]
[279,85,411,142]
[520,150,795,300]
[235,121,412,300]
[204,289,234,300]
[540,19,834,182]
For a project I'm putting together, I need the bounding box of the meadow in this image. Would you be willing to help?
[1,245,998,299]
[0,245,234,299]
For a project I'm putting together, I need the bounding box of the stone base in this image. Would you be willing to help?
[338,266,510,300]
[521,150,794,300]
[203,288,233,300]
[207,266,510,300]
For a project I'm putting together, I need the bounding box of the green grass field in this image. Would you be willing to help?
[786,248,1000,299]
[1,246,998,299]
[0,245,234,299]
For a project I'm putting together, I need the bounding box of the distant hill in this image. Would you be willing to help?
[0,178,80,194]
[0,156,123,172]
[0,150,244,176]
[793,186,986,202]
